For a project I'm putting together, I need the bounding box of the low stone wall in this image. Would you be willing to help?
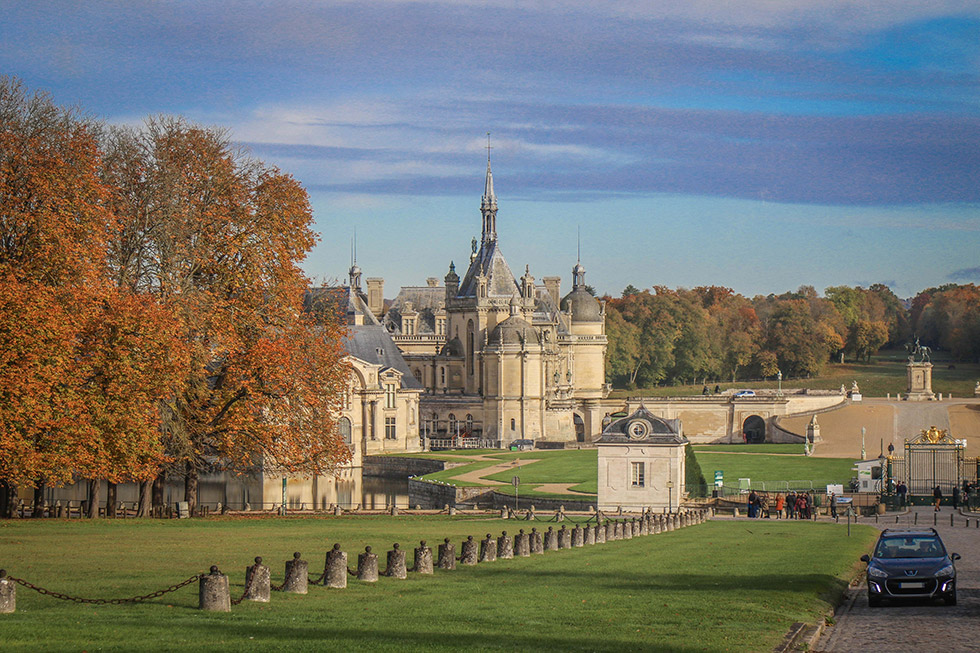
[407,479,494,509]
[363,456,446,478]
[491,492,596,511]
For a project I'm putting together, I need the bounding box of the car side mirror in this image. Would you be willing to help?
[860,554,870,563]
[952,553,961,561]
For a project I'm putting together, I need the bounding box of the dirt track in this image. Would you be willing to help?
[780,399,980,459]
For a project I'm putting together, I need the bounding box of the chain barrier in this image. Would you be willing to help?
[308,570,326,585]
[8,573,202,605]
[230,570,256,606]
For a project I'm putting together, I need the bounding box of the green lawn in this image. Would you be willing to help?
[696,453,855,489]
[609,348,980,399]
[695,444,805,455]
[0,517,877,652]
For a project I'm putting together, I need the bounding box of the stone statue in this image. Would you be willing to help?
[851,380,860,393]
[840,384,846,395]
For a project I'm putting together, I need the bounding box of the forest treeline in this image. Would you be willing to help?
[604,282,980,388]
[0,78,350,516]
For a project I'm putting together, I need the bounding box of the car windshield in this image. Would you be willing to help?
[875,535,945,559]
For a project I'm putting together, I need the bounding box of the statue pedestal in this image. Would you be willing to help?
[903,362,935,401]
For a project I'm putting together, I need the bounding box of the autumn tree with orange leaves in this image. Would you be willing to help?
[102,118,349,514]
[0,78,350,517]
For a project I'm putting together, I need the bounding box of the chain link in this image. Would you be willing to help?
[230,570,256,606]
[8,573,202,605]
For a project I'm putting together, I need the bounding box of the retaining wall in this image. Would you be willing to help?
[363,456,446,478]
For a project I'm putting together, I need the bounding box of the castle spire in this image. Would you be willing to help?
[480,132,497,244]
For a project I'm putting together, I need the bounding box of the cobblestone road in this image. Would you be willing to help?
[816,506,980,652]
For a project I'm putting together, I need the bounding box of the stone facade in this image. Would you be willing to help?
[369,156,608,446]
[596,407,687,511]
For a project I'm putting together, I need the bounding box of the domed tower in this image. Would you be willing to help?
[560,259,607,401]
[482,295,545,445]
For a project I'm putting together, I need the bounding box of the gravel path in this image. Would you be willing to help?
[816,506,980,652]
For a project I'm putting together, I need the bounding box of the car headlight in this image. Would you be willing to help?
[867,566,889,579]
[936,564,954,577]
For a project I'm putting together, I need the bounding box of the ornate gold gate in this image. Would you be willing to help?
[903,426,964,495]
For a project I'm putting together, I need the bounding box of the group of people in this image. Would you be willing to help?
[745,490,816,519]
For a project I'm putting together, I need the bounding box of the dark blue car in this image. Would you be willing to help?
[861,528,960,607]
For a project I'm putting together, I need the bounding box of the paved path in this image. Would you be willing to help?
[449,458,540,485]
[816,506,980,652]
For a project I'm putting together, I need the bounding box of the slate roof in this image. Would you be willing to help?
[597,407,687,445]
[457,240,520,298]
[343,325,423,390]
[382,285,444,335]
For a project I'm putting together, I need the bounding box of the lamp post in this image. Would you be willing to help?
[861,427,866,461]
[777,370,783,397]
[666,480,674,514]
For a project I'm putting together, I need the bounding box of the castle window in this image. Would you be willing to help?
[448,413,458,434]
[631,462,645,487]
[384,383,396,409]
[440,367,446,384]
[339,417,352,446]
[413,369,422,383]
[385,417,396,440]
[466,414,474,433]
[510,418,516,431]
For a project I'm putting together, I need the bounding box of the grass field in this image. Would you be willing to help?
[412,447,855,499]
[0,516,877,652]
[608,348,980,399]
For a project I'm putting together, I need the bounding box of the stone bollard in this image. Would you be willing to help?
[200,566,231,612]
[358,546,380,582]
[613,521,623,540]
[515,529,531,557]
[0,570,15,613]
[632,518,641,537]
[283,552,308,594]
[500,508,509,519]
[414,541,434,574]
[605,521,616,541]
[333,504,343,516]
[245,556,271,602]
[544,526,559,551]
[530,528,544,554]
[437,538,456,570]
[641,516,651,536]
[55,501,64,519]
[571,525,584,547]
[621,520,633,540]
[389,505,399,516]
[325,544,348,588]
[460,536,478,565]
[498,531,514,559]
[528,507,536,520]
[594,522,606,544]
[385,543,407,579]
[479,533,498,562]
[555,508,565,522]
[448,506,457,516]
[558,525,571,549]
[657,515,665,533]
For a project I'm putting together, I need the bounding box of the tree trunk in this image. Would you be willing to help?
[137,479,152,517]
[184,463,198,515]
[86,478,102,519]
[152,473,165,513]
[106,482,117,518]
[32,478,46,518]
[0,481,13,519]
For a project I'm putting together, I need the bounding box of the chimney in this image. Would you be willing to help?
[543,276,561,303]
[366,278,384,317]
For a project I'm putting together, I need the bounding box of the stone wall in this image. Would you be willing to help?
[490,492,595,511]
[407,479,493,509]
[363,456,446,478]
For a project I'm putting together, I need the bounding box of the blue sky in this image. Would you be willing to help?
[3,1,979,298]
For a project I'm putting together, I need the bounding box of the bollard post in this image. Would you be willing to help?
[914,512,918,525]
[498,531,514,559]
[385,543,407,578]
[245,556,271,602]
[460,536,478,565]
[500,508,508,519]
[621,520,633,540]
[530,527,544,554]
[951,513,954,528]
[325,544,348,588]
[934,513,937,526]
[333,505,343,517]
[283,552,308,594]
[544,526,559,551]
[604,521,615,541]
[515,529,531,557]
[613,521,623,540]
[448,506,457,517]
[595,521,607,544]
[414,541,434,574]
[571,524,584,547]
[557,525,571,549]
[0,570,15,613]
[437,538,456,570]
[584,524,596,545]
[200,566,231,612]
[479,534,497,562]
[357,546,379,582]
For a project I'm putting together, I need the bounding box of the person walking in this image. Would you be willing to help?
[786,491,796,519]
[830,493,838,521]
[747,490,757,518]
[775,493,785,519]
[933,485,943,512]
[896,481,907,507]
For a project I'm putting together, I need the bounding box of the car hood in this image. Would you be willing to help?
[871,556,949,576]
